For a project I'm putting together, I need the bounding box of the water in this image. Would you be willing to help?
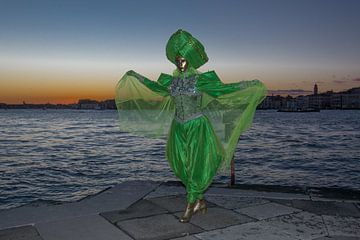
[0,109,359,209]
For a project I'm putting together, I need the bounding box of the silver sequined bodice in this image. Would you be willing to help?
[169,75,203,123]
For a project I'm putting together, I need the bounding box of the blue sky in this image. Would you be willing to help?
[1,0,359,103]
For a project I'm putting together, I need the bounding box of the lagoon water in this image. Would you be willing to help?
[0,109,359,209]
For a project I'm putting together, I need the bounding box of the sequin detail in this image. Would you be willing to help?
[169,75,203,123]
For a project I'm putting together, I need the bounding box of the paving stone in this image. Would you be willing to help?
[148,195,187,212]
[265,211,328,239]
[205,187,310,200]
[308,188,360,203]
[311,197,360,203]
[77,180,161,212]
[267,198,294,207]
[313,236,360,239]
[170,236,200,240]
[0,180,159,230]
[355,202,360,210]
[149,195,215,213]
[36,214,131,240]
[206,195,270,209]
[292,199,360,217]
[116,213,203,240]
[144,184,186,199]
[196,221,301,240]
[174,207,255,231]
[235,202,301,220]
[0,225,43,240]
[100,199,168,223]
[323,215,360,237]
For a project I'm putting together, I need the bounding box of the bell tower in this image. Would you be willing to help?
[314,83,318,95]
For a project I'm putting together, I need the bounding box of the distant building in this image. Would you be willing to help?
[307,84,320,109]
[2,86,359,110]
[317,91,333,109]
[78,99,101,109]
[0,103,7,109]
[260,86,360,110]
[340,87,360,109]
[102,99,116,109]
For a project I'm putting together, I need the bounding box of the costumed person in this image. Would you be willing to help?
[115,29,267,223]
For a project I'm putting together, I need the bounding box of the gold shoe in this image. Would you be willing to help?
[193,199,207,214]
[179,202,196,223]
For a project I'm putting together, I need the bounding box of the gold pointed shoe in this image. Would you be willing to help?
[193,199,207,214]
[179,202,196,223]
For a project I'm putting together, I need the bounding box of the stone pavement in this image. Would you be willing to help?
[0,181,360,240]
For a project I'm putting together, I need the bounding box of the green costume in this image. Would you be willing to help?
[115,29,267,203]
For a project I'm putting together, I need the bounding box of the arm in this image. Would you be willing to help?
[196,70,265,98]
[127,70,171,96]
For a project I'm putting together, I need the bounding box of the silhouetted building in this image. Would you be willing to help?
[260,87,360,110]
[2,87,359,110]
[102,99,116,109]
[78,99,101,109]
[0,103,7,109]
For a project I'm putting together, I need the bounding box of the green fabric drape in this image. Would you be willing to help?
[115,71,174,138]
[196,70,267,169]
[115,69,267,202]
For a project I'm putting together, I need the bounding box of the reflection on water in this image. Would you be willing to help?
[0,109,359,209]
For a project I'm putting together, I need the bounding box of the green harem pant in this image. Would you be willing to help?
[166,115,225,203]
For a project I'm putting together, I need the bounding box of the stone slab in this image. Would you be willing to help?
[144,183,186,199]
[35,214,131,240]
[323,214,360,237]
[148,195,188,212]
[174,207,255,231]
[0,181,159,230]
[267,198,294,207]
[170,236,200,240]
[116,213,203,240]
[0,225,43,240]
[100,199,168,223]
[196,221,300,240]
[265,211,328,239]
[355,202,360,210]
[291,199,360,217]
[235,202,301,220]
[205,187,310,200]
[149,195,215,213]
[314,236,360,240]
[76,180,161,212]
[311,197,360,203]
[206,195,270,209]
[308,188,360,202]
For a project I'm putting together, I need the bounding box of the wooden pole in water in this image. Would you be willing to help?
[224,112,236,187]
[230,156,235,186]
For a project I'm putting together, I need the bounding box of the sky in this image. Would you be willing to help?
[0,0,360,104]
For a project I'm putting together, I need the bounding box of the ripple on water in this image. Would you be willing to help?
[0,109,359,209]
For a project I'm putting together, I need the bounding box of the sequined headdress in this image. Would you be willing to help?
[166,29,209,69]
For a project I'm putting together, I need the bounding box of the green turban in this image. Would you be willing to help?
[166,29,209,69]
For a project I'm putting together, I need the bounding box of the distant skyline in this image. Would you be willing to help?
[1,0,360,104]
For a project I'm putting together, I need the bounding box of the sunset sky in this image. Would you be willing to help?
[1,0,360,104]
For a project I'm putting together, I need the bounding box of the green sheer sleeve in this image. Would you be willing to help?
[196,70,262,97]
[115,70,175,138]
[136,71,172,96]
[197,70,267,170]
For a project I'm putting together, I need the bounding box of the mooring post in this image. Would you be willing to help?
[230,156,235,186]
[224,111,237,187]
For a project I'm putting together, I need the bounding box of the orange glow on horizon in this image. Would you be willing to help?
[0,67,120,104]
[1,61,359,104]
